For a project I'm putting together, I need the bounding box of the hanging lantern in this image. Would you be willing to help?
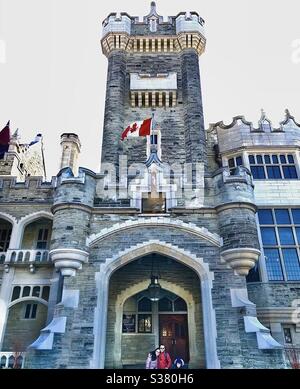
[147,275,161,301]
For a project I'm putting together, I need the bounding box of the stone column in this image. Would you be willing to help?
[0,268,15,350]
[158,91,163,107]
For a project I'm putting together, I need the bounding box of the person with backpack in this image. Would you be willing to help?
[157,345,172,369]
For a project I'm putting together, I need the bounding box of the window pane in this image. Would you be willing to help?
[158,298,173,311]
[288,155,294,164]
[264,249,284,281]
[24,304,31,319]
[272,155,279,164]
[264,155,271,164]
[236,156,243,166]
[282,248,300,281]
[36,241,47,250]
[42,286,50,301]
[32,286,40,298]
[228,158,235,168]
[283,328,293,344]
[31,304,37,319]
[296,228,300,245]
[11,286,21,301]
[138,314,152,333]
[138,297,152,312]
[249,155,255,164]
[278,227,295,245]
[275,209,291,224]
[280,155,287,164]
[22,286,30,297]
[174,297,187,311]
[256,155,263,164]
[261,227,277,245]
[258,209,274,224]
[251,166,266,179]
[283,166,298,179]
[267,166,282,179]
[292,209,300,224]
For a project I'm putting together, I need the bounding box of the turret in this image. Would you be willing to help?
[60,133,81,177]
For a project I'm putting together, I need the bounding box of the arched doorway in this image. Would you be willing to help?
[92,240,219,369]
[122,290,190,367]
[104,253,205,368]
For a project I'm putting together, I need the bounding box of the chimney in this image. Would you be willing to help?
[60,133,81,176]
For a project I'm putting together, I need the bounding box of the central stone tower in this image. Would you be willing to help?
[101,2,206,167]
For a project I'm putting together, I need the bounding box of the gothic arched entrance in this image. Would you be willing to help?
[91,240,220,369]
[106,254,203,368]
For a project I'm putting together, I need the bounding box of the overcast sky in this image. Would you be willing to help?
[0,0,299,179]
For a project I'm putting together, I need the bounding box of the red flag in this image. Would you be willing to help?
[0,121,10,145]
[0,121,10,158]
[121,118,152,141]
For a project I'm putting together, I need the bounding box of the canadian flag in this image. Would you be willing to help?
[121,118,152,141]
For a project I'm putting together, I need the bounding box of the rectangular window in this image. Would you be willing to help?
[36,228,49,250]
[283,327,293,344]
[228,155,243,175]
[258,208,300,281]
[249,153,298,180]
[24,303,38,319]
[138,314,152,333]
[0,228,12,252]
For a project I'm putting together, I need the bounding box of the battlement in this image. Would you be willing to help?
[207,110,300,155]
[101,3,206,56]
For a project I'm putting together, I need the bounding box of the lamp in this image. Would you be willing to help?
[147,254,162,301]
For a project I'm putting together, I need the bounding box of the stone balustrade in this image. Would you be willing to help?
[5,249,50,264]
[0,352,25,369]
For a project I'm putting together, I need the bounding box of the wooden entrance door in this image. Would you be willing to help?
[159,314,189,363]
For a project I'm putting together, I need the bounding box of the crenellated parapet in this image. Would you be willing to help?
[207,109,300,156]
[101,2,206,57]
[0,176,56,203]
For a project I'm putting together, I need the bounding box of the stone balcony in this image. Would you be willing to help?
[2,249,51,272]
[0,352,25,369]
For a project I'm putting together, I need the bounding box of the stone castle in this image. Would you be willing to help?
[0,2,299,369]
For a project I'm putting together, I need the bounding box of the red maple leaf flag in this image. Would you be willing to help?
[121,118,152,141]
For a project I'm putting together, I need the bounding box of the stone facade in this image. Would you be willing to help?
[0,2,299,370]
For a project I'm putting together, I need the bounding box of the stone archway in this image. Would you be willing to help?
[92,240,220,369]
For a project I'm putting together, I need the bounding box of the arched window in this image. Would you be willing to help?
[1,355,7,368]
[174,297,187,312]
[42,286,50,301]
[15,356,23,369]
[138,297,152,312]
[22,286,30,297]
[32,286,40,298]
[8,356,15,369]
[11,286,21,301]
[158,297,173,312]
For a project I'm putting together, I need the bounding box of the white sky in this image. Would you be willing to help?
[0,0,299,179]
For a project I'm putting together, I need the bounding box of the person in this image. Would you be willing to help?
[145,348,160,369]
[157,345,172,369]
[172,357,185,369]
